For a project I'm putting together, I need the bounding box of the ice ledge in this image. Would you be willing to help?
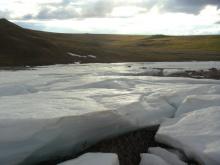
[58,153,119,165]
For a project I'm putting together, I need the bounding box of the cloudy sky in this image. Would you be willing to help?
[1,0,220,35]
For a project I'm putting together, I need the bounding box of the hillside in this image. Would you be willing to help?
[0,18,220,66]
[0,19,74,66]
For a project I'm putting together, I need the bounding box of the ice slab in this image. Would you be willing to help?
[163,69,184,76]
[156,106,220,165]
[139,153,170,165]
[175,95,220,117]
[58,153,119,165]
[0,62,220,165]
[148,147,187,165]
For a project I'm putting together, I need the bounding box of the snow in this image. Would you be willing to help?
[87,55,96,58]
[166,149,187,162]
[67,52,96,59]
[140,148,187,165]
[67,52,87,58]
[156,106,220,165]
[58,153,119,165]
[0,62,220,165]
[148,147,187,165]
[163,69,184,76]
[139,154,170,165]
[122,61,220,77]
[141,61,220,70]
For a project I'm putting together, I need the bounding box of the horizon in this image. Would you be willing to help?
[2,18,220,36]
[0,0,220,35]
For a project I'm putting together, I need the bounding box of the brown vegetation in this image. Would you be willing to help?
[0,18,220,67]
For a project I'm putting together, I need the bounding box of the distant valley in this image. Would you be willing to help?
[0,18,220,67]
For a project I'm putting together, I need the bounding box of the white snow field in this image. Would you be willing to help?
[58,153,119,165]
[0,62,220,165]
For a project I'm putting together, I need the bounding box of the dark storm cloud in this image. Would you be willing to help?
[22,0,115,20]
[21,0,80,20]
[34,7,79,19]
[161,0,220,14]
[19,0,220,20]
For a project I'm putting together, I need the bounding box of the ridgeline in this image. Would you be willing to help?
[0,18,220,66]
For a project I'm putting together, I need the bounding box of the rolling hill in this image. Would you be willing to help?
[0,18,220,66]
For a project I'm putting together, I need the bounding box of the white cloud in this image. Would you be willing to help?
[15,6,220,35]
[1,0,220,35]
[110,6,147,17]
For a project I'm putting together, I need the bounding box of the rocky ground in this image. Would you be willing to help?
[35,127,158,165]
[125,67,220,80]
[37,126,199,165]
[83,127,198,165]
[86,126,160,165]
[167,68,220,80]
[36,127,159,165]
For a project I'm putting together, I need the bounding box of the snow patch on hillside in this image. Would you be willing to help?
[67,52,96,59]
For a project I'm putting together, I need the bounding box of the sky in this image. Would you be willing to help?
[0,0,220,35]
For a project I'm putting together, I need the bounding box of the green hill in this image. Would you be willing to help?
[0,18,220,66]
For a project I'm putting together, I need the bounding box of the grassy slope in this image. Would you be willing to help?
[0,19,220,66]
